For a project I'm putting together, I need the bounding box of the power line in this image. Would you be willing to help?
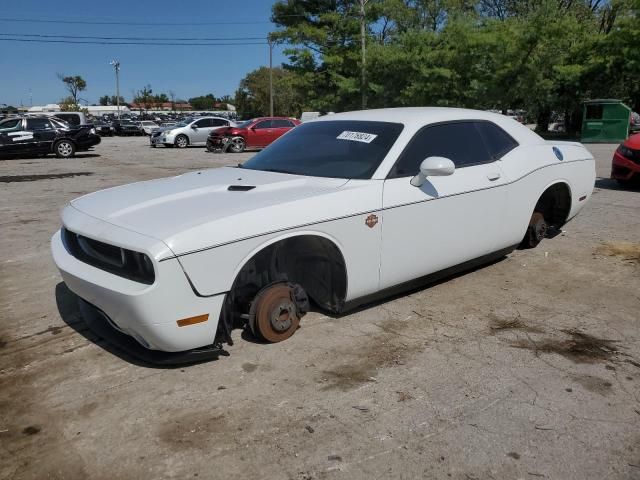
[0,16,272,26]
[0,38,267,46]
[0,33,267,41]
[0,13,319,27]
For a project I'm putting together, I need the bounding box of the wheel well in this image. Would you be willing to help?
[534,183,571,227]
[229,235,347,316]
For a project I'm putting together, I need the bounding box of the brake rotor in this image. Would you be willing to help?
[530,211,548,243]
[250,283,302,343]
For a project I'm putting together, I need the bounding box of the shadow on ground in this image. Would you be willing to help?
[595,177,640,192]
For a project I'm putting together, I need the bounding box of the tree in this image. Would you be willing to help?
[99,95,125,106]
[268,0,640,134]
[57,74,86,107]
[188,94,217,110]
[59,96,88,113]
[133,85,155,110]
[219,95,234,105]
[235,67,304,118]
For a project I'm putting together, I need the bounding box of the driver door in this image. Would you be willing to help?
[26,118,57,153]
[190,118,212,144]
[380,121,509,290]
[250,120,275,147]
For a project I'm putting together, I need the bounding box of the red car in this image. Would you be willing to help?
[207,117,301,153]
[611,133,640,185]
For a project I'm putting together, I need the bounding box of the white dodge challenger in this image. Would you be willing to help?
[51,108,595,363]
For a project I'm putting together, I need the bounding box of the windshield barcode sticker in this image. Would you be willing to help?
[336,131,378,143]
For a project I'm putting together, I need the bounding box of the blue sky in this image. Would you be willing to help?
[0,0,286,107]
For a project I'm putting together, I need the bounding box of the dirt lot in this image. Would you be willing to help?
[1,136,639,480]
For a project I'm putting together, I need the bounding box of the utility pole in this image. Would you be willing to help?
[360,0,368,110]
[268,38,274,117]
[110,60,121,119]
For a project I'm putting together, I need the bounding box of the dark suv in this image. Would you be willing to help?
[0,116,101,158]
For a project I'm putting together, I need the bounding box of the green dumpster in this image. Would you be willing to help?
[581,99,631,143]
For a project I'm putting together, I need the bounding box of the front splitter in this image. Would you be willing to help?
[79,299,229,366]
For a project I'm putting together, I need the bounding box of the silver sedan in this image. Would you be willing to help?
[150,117,236,148]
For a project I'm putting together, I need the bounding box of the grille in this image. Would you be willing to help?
[62,228,155,284]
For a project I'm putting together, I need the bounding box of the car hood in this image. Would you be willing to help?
[625,132,640,149]
[69,167,350,256]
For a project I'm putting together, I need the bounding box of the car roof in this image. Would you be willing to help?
[312,107,543,146]
[190,116,230,121]
[251,117,296,121]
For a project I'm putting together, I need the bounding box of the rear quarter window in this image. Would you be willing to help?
[55,114,80,126]
[0,118,22,131]
[475,121,519,159]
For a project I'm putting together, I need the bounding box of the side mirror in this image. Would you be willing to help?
[410,156,455,187]
[191,124,198,129]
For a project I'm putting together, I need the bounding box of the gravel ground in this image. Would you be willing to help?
[0,136,639,480]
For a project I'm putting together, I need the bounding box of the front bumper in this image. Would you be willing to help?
[150,133,174,146]
[79,300,228,364]
[611,151,640,181]
[150,135,164,146]
[51,223,226,354]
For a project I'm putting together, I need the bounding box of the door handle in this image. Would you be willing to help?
[487,172,501,181]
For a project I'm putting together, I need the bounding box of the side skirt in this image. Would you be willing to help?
[341,244,519,313]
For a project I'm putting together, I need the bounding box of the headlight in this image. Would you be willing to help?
[130,251,155,284]
[617,145,633,158]
[90,128,96,134]
[164,130,172,136]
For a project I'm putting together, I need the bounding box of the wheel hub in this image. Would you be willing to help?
[534,219,547,241]
[270,301,295,332]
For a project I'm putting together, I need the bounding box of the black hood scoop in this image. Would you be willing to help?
[227,185,256,192]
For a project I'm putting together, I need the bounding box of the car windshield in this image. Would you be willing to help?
[241,120,404,180]
[175,118,193,127]
[236,120,253,128]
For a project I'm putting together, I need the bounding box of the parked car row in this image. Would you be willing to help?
[148,116,302,151]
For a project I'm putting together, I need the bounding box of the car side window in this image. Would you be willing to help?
[388,122,494,178]
[193,119,210,128]
[55,114,80,126]
[254,120,272,129]
[211,119,227,127]
[0,118,22,131]
[26,118,53,131]
[475,121,518,159]
[272,119,293,128]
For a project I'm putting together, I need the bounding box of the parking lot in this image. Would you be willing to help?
[0,136,639,479]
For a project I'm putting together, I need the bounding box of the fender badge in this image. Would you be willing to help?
[365,214,378,228]
[553,146,564,160]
